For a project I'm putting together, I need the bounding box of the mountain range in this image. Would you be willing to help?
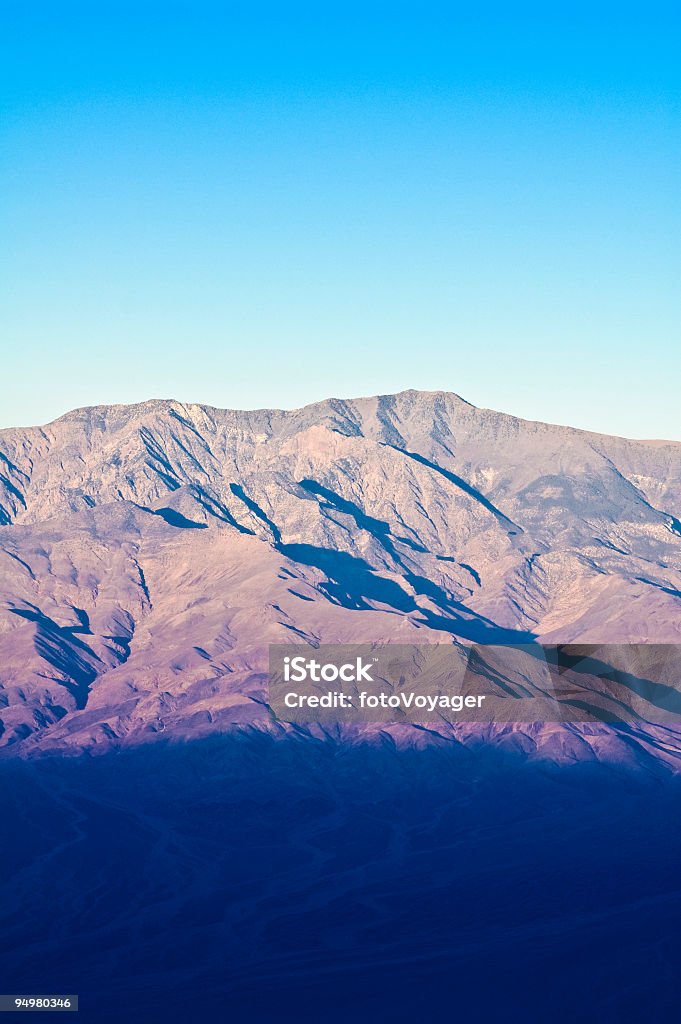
[1,389,680,761]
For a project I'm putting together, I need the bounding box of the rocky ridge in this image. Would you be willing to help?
[1,390,680,762]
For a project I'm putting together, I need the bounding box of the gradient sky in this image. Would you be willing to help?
[1,2,679,438]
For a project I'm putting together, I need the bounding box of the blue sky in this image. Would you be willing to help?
[1,2,679,437]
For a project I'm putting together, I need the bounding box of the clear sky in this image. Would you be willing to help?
[1,2,679,438]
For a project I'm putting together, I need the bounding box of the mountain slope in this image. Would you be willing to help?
[1,390,680,756]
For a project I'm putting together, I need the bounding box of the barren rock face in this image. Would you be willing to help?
[1,390,680,759]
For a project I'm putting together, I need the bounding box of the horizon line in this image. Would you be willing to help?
[1,389,679,446]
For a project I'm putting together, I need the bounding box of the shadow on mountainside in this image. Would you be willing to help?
[382,443,522,535]
[152,507,208,529]
[298,479,428,553]
[230,483,282,542]
[1,734,681,1023]
[278,543,536,644]
[224,482,535,643]
[8,604,105,708]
